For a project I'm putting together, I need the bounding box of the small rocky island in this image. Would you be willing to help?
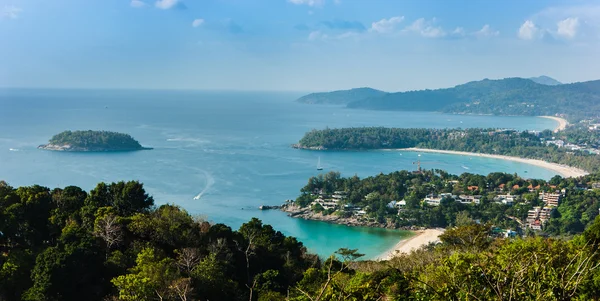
[38,130,152,152]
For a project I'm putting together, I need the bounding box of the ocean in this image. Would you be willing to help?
[0,89,558,258]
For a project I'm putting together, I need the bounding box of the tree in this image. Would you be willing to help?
[23,223,105,301]
[439,223,492,251]
[191,253,240,300]
[111,248,181,301]
[94,207,124,252]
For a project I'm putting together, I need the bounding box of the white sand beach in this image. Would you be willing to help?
[540,116,568,132]
[376,228,445,261]
[401,148,588,178]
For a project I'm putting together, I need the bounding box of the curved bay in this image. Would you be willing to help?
[0,89,558,258]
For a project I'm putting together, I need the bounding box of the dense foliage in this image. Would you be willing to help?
[296,170,600,235]
[0,181,317,301]
[3,179,600,300]
[47,130,145,151]
[297,127,600,172]
[297,77,600,119]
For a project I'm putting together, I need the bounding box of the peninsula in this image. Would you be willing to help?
[38,130,152,152]
[294,126,600,174]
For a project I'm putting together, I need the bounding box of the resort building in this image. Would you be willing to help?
[312,198,339,210]
[526,206,553,230]
[540,192,561,207]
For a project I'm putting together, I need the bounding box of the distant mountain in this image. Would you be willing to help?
[296,87,386,105]
[528,76,562,86]
[296,78,600,119]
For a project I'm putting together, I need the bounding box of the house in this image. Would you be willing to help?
[494,193,517,205]
[424,195,441,206]
[546,140,565,148]
[530,220,542,230]
[505,229,517,238]
[512,184,520,190]
[424,193,456,206]
[467,186,479,191]
[527,184,541,192]
[458,195,481,204]
[592,182,600,189]
[387,201,397,208]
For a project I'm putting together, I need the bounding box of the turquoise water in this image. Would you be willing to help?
[0,89,558,258]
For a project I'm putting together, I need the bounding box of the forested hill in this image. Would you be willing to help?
[529,75,562,85]
[296,77,600,119]
[295,127,600,173]
[296,87,386,105]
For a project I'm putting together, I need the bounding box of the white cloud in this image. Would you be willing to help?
[473,24,499,38]
[520,5,599,42]
[308,30,327,41]
[307,30,359,41]
[404,18,446,38]
[155,0,178,10]
[452,27,466,37]
[1,5,22,19]
[130,0,146,8]
[369,16,404,33]
[192,19,204,27]
[556,17,579,39]
[518,20,540,40]
[288,0,325,7]
[336,31,359,40]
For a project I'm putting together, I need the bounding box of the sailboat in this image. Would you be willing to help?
[317,156,323,170]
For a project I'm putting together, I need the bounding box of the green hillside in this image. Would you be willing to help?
[296,87,386,105]
[296,77,600,119]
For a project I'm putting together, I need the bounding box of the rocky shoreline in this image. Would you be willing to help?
[38,144,153,152]
[280,203,425,231]
[291,144,327,150]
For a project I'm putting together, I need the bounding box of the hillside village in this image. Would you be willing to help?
[284,169,600,237]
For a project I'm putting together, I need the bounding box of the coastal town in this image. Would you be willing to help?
[281,141,600,257]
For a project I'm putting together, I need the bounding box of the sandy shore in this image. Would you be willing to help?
[540,116,568,132]
[401,148,588,178]
[376,229,445,261]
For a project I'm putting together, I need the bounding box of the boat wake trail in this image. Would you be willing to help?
[193,170,215,200]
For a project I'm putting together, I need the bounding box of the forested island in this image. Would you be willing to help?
[3,179,600,300]
[38,130,151,152]
[294,126,600,173]
[296,76,600,120]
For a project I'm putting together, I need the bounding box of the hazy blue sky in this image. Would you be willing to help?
[1,0,599,91]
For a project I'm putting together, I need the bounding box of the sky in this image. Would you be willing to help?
[1,0,600,92]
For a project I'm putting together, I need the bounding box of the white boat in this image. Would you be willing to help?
[317,156,323,170]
